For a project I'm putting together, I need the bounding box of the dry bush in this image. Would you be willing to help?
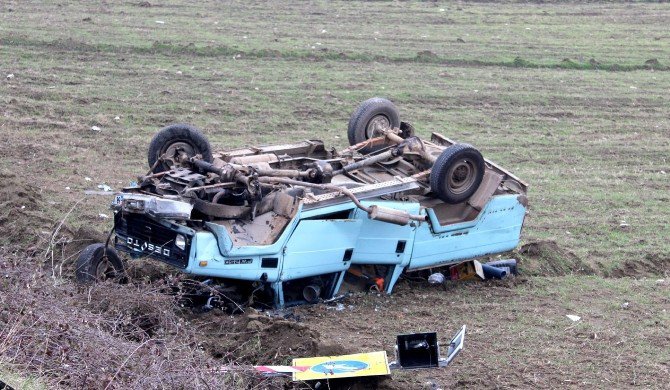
[0,250,283,389]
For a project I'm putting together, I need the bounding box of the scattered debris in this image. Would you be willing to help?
[326,303,345,311]
[6,73,15,79]
[90,125,101,132]
[97,184,112,192]
[449,260,485,281]
[485,258,518,275]
[293,350,390,381]
[155,20,165,24]
[428,272,445,285]
[566,315,581,322]
[390,326,466,369]
[98,213,109,219]
[482,263,507,279]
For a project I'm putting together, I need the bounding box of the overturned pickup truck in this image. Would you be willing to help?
[76,98,528,309]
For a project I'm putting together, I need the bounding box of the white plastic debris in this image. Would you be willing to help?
[155,20,165,24]
[98,213,109,219]
[65,186,70,190]
[566,315,581,322]
[327,303,345,311]
[91,125,101,132]
[428,272,445,285]
[176,70,182,75]
[114,115,120,121]
[97,184,113,192]
[6,73,14,79]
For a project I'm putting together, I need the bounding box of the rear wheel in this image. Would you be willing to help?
[147,124,213,173]
[347,98,401,153]
[430,144,485,204]
[75,243,125,283]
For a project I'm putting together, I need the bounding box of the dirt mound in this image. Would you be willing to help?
[199,310,350,366]
[607,253,670,278]
[0,170,53,247]
[516,240,594,276]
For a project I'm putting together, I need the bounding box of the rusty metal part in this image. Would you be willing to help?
[411,169,431,180]
[467,171,504,211]
[193,191,294,220]
[333,149,397,176]
[194,198,251,219]
[182,182,237,194]
[367,205,412,225]
[145,153,166,176]
[139,170,169,182]
[253,168,314,178]
[229,154,279,165]
[257,177,425,225]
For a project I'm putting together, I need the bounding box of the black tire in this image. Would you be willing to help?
[75,243,125,283]
[147,124,213,173]
[347,97,401,153]
[430,144,485,204]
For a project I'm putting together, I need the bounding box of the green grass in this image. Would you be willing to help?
[0,1,669,387]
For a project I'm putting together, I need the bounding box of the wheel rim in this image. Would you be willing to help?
[446,159,478,195]
[365,114,391,138]
[95,256,115,281]
[161,141,197,168]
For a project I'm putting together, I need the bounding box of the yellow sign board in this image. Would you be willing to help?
[292,351,390,381]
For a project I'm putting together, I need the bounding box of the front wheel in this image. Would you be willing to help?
[347,97,401,153]
[75,243,126,283]
[147,123,213,173]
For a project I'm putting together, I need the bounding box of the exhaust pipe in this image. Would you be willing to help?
[302,284,322,303]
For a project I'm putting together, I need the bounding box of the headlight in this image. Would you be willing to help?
[175,234,186,250]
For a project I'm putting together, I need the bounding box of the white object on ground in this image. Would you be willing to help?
[428,272,445,285]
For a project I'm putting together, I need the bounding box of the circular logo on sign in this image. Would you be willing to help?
[311,360,368,375]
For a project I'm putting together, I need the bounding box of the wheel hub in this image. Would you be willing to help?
[365,115,391,138]
[447,159,477,195]
[162,141,197,167]
[95,256,115,281]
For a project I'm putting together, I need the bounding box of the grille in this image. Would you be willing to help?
[114,213,190,268]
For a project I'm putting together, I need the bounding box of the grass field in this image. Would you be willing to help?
[0,1,668,389]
